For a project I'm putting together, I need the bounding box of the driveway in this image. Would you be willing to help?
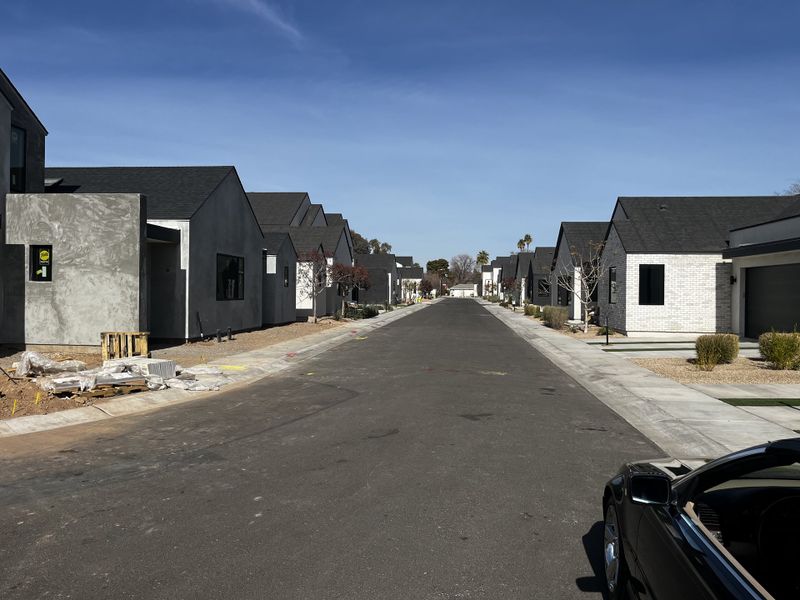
[0,298,658,599]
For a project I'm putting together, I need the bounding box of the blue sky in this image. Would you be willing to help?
[4,1,800,266]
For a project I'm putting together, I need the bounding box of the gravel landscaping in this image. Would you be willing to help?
[633,357,800,384]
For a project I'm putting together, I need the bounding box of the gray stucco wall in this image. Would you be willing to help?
[188,171,263,338]
[263,243,296,325]
[3,193,146,346]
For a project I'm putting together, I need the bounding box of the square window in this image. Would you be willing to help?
[639,264,664,305]
[30,244,52,282]
[537,278,550,296]
[216,254,244,300]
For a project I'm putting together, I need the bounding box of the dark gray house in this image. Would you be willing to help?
[354,253,401,305]
[551,222,609,320]
[262,232,297,326]
[531,247,555,306]
[248,193,353,319]
[597,196,800,336]
[44,166,265,341]
[513,251,535,304]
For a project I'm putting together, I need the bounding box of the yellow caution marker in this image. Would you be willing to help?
[11,399,17,416]
[34,392,41,405]
[218,365,246,371]
[355,336,368,340]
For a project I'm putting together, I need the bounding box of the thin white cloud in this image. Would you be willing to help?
[213,0,303,42]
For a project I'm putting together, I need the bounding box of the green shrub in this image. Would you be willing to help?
[695,334,739,371]
[596,326,611,336]
[759,331,800,370]
[542,306,568,330]
[362,305,379,319]
[487,295,501,303]
[524,304,542,317]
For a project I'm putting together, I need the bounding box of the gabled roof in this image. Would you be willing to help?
[326,213,344,225]
[553,222,608,267]
[480,265,493,273]
[288,223,347,256]
[395,256,414,267]
[263,232,297,257]
[0,68,47,134]
[44,166,235,220]
[398,266,423,279]
[355,253,398,270]
[612,196,800,253]
[514,252,534,279]
[300,204,326,227]
[247,192,310,226]
[531,247,556,273]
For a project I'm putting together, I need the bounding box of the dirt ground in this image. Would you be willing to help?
[524,315,623,340]
[633,357,800,385]
[0,319,345,420]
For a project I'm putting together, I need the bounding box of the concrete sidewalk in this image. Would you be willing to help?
[479,301,796,459]
[0,302,433,438]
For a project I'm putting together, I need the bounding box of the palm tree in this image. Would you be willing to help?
[476,250,489,266]
[523,233,532,251]
[516,239,525,252]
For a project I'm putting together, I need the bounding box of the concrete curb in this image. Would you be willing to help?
[478,300,796,458]
[0,301,435,438]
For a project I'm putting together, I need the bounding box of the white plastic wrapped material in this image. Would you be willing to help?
[163,378,223,392]
[37,373,97,393]
[181,366,223,376]
[15,352,87,376]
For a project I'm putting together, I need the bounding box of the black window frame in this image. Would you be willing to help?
[283,265,290,288]
[608,266,618,304]
[10,125,26,193]
[30,244,53,282]
[216,253,245,301]
[638,264,664,305]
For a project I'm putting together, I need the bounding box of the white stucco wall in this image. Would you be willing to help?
[730,249,800,335]
[551,236,582,320]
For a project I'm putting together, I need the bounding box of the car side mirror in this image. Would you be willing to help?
[630,475,671,506]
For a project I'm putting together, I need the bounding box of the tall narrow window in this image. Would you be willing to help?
[608,267,618,304]
[283,266,290,287]
[264,252,277,274]
[639,264,664,305]
[10,126,26,193]
[216,254,244,300]
[30,245,52,281]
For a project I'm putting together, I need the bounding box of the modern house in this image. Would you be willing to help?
[248,193,353,320]
[354,253,401,305]
[261,232,297,325]
[530,247,555,307]
[513,251,535,304]
[597,196,800,337]
[450,283,477,297]
[43,166,266,341]
[480,264,494,297]
[489,255,516,300]
[551,222,608,321]
[723,202,800,338]
[398,265,423,302]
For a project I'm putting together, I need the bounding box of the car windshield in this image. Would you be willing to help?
[741,462,800,481]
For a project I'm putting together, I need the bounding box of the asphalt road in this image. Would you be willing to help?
[0,299,658,599]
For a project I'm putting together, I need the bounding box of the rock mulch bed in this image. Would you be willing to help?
[633,357,800,385]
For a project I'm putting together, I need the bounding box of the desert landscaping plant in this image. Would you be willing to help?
[524,304,541,317]
[695,334,739,371]
[542,306,568,330]
[759,331,800,370]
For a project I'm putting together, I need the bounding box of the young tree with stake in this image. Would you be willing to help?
[296,249,331,323]
[555,241,607,333]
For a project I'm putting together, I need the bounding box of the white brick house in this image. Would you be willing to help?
[597,196,800,337]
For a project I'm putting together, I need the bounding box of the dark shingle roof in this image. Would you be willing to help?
[288,224,346,255]
[45,166,235,220]
[613,196,800,252]
[301,204,325,227]
[532,247,555,273]
[514,252,534,279]
[355,253,397,270]
[554,222,609,266]
[262,232,296,256]
[399,266,423,279]
[395,256,414,267]
[327,213,344,225]
[247,192,309,225]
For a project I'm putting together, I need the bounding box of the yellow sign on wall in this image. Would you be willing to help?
[39,249,50,263]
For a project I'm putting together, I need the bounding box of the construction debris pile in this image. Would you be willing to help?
[12,352,232,399]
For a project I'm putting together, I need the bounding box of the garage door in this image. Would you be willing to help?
[745,264,800,338]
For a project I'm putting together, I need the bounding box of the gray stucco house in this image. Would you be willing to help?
[551,222,608,320]
[43,166,265,341]
[723,201,800,338]
[248,193,354,319]
[597,196,800,337]
[354,253,401,305]
[530,247,555,306]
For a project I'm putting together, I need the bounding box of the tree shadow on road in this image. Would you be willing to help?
[575,520,608,598]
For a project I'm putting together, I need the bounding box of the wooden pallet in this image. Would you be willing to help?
[100,331,150,361]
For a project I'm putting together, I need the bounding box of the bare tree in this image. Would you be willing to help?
[781,181,800,195]
[296,250,331,323]
[450,253,476,284]
[555,241,607,333]
[329,263,370,317]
